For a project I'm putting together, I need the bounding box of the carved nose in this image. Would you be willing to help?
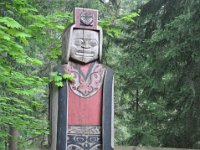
[81,41,91,49]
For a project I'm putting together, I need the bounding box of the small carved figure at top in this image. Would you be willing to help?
[80,12,94,26]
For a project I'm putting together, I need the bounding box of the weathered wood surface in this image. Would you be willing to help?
[28,146,199,150]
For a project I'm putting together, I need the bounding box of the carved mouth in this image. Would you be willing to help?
[75,50,94,57]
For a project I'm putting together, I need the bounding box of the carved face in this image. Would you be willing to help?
[70,29,99,63]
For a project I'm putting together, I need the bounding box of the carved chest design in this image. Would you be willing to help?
[65,62,105,98]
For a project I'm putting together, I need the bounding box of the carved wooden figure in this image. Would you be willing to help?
[49,8,114,150]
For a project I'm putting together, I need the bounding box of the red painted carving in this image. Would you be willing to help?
[74,7,98,30]
[65,61,105,125]
[68,88,102,125]
[65,62,105,98]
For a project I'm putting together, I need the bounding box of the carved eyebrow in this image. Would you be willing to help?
[74,38,98,41]
[84,38,98,40]
[74,38,84,40]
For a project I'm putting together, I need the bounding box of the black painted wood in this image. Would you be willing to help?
[103,68,114,150]
[56,81,68,150]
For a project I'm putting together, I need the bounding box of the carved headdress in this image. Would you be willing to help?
[61,8,103,64]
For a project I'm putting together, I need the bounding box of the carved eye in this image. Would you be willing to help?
[88,39,98,47]
[74,39,84,46]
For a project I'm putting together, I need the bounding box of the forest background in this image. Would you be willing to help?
[0,0,200,149]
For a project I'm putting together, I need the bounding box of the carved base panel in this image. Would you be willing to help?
[67,126,102,150]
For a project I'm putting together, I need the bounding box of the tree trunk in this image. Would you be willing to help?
[8,127,18,150]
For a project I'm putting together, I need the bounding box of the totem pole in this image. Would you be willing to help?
[49,8,114,150]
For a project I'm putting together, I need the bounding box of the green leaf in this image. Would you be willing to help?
[20,37,29,45]
[63,74,74,81]
[55,25,65,30]
[27,57,43,66]
[0,30,11,41]
[0,17,23,29]
[119,12,139,23]
[55,82,63,87]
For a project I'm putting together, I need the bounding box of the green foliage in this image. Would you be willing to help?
[0,0,72,149]
[108,0,200,148]
[50,72,74,87]
[119,12,140,23]
[0,17,23,29]
[0,0,120,148]
[99,18,121,38]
